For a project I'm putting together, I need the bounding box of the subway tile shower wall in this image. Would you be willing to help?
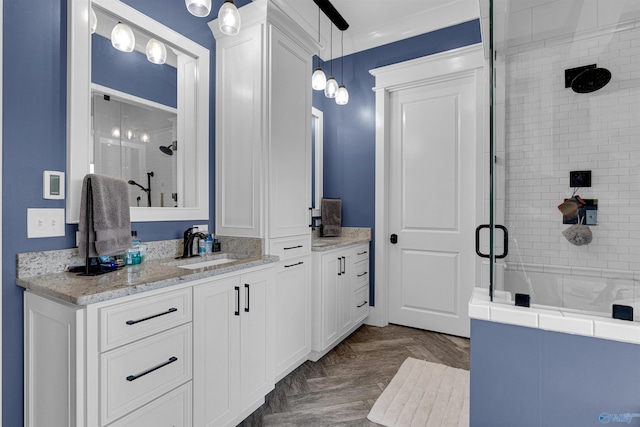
[496,10,640,273]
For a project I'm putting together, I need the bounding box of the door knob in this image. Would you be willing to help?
[390,234,398,244]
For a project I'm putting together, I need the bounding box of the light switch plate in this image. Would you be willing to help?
[27,208,65,238]
[193,224,208,233]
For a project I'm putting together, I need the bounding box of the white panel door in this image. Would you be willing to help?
[388,74,477,338]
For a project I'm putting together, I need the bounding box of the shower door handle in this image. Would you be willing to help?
[475,224,509,259]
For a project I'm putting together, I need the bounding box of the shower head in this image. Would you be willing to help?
[127,180,146,191]
[565,64,611,93]
[159,141,177,156]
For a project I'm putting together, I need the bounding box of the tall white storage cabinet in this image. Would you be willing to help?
[211,0,315,241]
[210,0,316,380]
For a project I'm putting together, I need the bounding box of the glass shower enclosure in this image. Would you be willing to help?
[482,0,640,321]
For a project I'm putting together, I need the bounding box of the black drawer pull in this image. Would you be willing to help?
[357,251,368,255]
[357,272,368,277]
[126,356,178,382]
[235,286,240,316]
[284,261,304,268]
[244,284,250,313]
[357,301,368,308]
[284,245,303,250]
[126,307,178,325]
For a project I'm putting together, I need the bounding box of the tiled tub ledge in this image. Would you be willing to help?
[469,288,640,345]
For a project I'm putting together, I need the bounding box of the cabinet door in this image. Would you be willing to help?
[339,256,353,333]
[240,269,274,411]
[273,256,311,380]
[268,26,312,238]
[322,256,341,349]
[193,277,241,427]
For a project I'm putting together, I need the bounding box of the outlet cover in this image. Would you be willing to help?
[193,224,209,233]
[27,208,65,238]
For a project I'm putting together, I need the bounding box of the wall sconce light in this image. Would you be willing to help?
[140,132,151,143]
[324,24,338,98]
[218,0,241,35]
[126,129,135,140]
[90,6,97,34]
[146,38,167,64]
[111,22,135,52]
[111,126,121,138]
[311,7,326,90]
[185,0,211,17]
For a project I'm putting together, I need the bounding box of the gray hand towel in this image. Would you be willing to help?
[321,198,342,237]
[78,174,132,257]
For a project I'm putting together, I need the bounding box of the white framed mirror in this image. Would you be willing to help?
[67,0,209,223]
[311,107,323,216]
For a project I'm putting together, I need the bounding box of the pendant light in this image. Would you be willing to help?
[90,6,97,34]
[111,22,135,52]
[218,0,241,36]
[146,38,167,64]
[335,30,349,105]
[324,24,338,98]
[311,7,326,90]
[185,0,211,17]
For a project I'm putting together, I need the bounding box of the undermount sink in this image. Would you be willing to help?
[175,257,238,270]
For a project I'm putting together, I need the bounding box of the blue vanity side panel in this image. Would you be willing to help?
[470,319,640,427]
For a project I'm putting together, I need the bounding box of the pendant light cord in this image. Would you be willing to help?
[329,24,333,76]
[317,8,321,69]
[340,31,344,83]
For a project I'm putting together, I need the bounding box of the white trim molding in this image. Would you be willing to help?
[368,43,484,327]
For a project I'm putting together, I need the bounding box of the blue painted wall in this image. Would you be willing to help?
[312,20,482,304]
[1,0,249,425]
[470,319,640,427]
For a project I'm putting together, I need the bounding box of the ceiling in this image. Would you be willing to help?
[271,0,480,60]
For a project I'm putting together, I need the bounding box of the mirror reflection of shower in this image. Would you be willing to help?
[159,141,177,156]
[91,92,178,208]
[128,171,154,207]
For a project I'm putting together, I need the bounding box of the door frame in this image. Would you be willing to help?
[368,44,485,327]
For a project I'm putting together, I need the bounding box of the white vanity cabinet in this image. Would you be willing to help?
[212,0,315,241]
[310,243,371,361]
[193,267,274,427]
[25,286,194,427]
[270,237,312,381]
[24,264,275,427]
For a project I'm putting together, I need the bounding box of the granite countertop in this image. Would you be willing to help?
[16,253,278,306]
[312,227,372,252]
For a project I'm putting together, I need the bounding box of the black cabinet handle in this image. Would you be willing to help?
[234,286,240,316]
[337,258,342,276]
[126,356,178,382]
[284,261,304,268]
[357,301,368,308]
[244,284,250,313]
[126,307,178,325]
[284,245,303,250]
[357,251,368,255]
[341,257,346,275]
[357,272,367,277]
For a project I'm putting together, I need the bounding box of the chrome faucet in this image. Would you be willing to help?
[181,227,206,258]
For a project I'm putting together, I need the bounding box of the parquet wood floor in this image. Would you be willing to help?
[238,324,470,427]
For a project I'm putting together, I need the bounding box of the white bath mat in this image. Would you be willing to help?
[367,357,469,427]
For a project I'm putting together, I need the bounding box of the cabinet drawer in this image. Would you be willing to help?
[101,324,192,425]
[269,236,311,259]
[109,382,192,427]
[352,260,369,290]
[353,286,370,325]
[100,288,192,351]
[352,245,369,264]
